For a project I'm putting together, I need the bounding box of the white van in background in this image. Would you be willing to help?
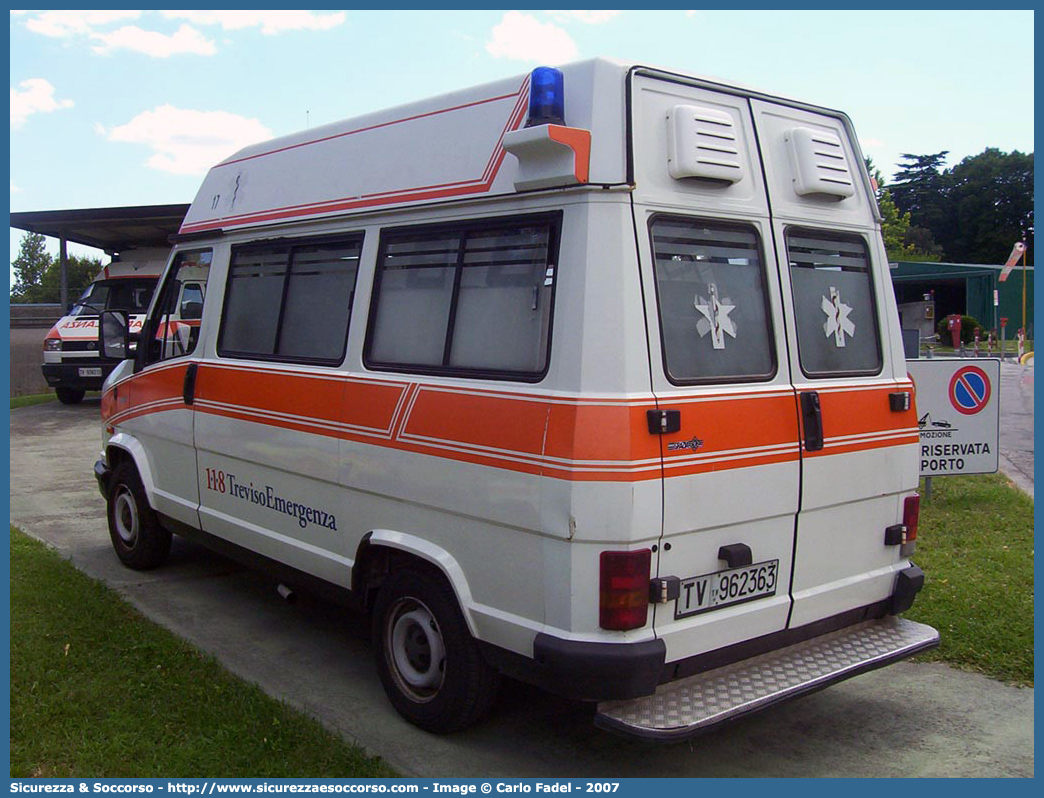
[95,59,938,739]
[42,248,166,404]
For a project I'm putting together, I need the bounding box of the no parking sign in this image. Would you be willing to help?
[906,359,1000,476]
[948,366,991,414]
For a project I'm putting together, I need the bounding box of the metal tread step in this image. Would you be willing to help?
[595,616,939,741]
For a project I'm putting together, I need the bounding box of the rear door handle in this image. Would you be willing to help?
[183,362,198,406]
[800,391,823,452]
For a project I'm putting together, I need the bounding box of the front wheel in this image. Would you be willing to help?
[106,461,172,570]
[373,568,499,733]
[55,387,85,405]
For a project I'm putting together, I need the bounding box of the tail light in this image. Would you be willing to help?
[903,494,920,544]
[44,337,61,351]
[599,549,651,631]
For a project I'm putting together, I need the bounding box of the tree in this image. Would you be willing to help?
[889,151,953,247]
[865,157,940,261]
[10,232,101,304]
[11,232,52,301]
[890,149,1034,265]
[946,148,1034,265]
[877,188,940,262]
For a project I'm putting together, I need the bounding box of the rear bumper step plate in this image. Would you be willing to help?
[595,616,939,741]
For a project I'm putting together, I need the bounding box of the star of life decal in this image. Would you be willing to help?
[694,283,737,350]
[822,286,856,347]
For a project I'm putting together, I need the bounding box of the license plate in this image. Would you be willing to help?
[78,367,102,378]
[675,559,779,619]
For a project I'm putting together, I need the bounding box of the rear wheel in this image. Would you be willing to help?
[106,461,172,570]
[373,567,499,733]
[55,388,85,405]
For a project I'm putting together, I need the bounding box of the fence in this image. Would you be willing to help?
[10,304,62,396]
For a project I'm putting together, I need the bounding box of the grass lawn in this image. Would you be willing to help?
[11,391,100,409]
[905,473,1034,686]
[10,527,397,778]
[11,392,60,409]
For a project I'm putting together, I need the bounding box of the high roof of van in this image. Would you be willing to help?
[180,58,854,237]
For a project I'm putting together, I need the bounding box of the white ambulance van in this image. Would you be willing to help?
[42,249,167,404]
[95,59,938,739]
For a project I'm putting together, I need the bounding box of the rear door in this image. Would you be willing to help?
[751,100,920,628]
[630,75,802,661]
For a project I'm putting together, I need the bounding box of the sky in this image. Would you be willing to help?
[8,8,1036,279]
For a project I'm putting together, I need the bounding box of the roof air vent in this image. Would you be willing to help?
[667,105,745,183]
[785,126,855,199]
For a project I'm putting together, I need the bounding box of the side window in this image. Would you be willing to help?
[650,217,776,383]
[785,229,881,376]
[145,250,212,365]
[218,237,362,364]
[365,215,558,380]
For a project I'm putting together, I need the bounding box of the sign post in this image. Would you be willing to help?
[907,359,1000,483]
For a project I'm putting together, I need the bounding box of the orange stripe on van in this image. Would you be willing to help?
[806,383,918,458]
[104,364,917,481]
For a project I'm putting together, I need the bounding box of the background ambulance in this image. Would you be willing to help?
[42,248,166,403]
[95,59,938,739]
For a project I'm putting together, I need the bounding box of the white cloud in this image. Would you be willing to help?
[91,24,216,57]
[24,10,140,38]
[161,10,346,35]
[10,78,74,129]
[102,106,273,175]
[545,10,621,25]
[18,10,343,59]
[486,12,578,65]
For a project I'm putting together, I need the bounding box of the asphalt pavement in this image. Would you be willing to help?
[8,398,1035,778]
[997,358,1034,498]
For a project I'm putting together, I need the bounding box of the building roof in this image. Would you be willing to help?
[10,203,190,254]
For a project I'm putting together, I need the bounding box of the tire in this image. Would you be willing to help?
[106,461,172,570]
[56,388,85,405]
[372,567,499,733]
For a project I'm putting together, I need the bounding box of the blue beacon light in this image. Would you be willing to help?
[525,67,565,127]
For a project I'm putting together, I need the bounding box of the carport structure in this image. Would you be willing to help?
[10,203,189,308]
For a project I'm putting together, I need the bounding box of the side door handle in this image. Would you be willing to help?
[800,391,823,452]
[183,362,198,406]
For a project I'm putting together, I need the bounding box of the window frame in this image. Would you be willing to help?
[139,248,212,370]
[217,232,364,367]
[647,213,778,386]
[784,226,883,379]
[363,211,562,383]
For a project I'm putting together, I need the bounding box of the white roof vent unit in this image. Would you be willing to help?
[666,105,745,183]
[785,126,855,199]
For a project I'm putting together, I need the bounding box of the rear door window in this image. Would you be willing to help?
[650,216,776,383]
[785,229,881,376]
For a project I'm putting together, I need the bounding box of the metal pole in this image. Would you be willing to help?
[59,234,68,310]
[993,274,998,334]
[924,476,932,503]
[1021,242,1027,340]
